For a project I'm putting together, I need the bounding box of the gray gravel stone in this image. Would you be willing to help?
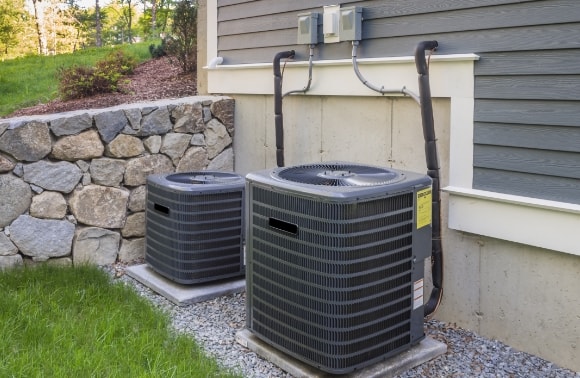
[103,265,580,378]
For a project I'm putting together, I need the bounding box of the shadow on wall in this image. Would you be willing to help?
[0,96,235,269]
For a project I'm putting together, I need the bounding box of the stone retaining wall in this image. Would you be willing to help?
[0,96,235,269]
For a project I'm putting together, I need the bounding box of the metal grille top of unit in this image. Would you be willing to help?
[165,172,244,186]
[273,163,405,187]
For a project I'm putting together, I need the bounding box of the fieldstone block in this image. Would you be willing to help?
[124,154,173,186]
[176,147,209,172]
[0,121,8,136]
[9,215,74,259]
[105,134,144,158]
[161,133,191,164]
[121,212,145,238]
[51,129,104,161]
[128,186,146,212]
[0,153,15,173]
[90,158,126,187]
[0,174,32,227]
[0,121,51,162]
[204,119,232,159]
[0,254,23,270]
[69,185,129,228]
[23,160,82,193]
[0,233,18,256]
[207,147,234,172]
[30,191,67,219]
[144,135,162,153]
[118,237,145,263]
[190,133,205,146]
[76,160,90,172]
[172,102,204,133]
[124,108,142,130]
[49,113,92,136]
[210,98,235,136]
[73,227,120,265]
[94,110,128,143]
[139,107,172,136]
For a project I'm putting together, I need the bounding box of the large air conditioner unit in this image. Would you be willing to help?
[245,162,432,374]
[145,171,245,284]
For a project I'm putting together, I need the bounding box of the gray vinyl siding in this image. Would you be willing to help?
[217,0,580,204]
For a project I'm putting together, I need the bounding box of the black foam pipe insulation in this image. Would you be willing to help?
[273,50,295,168]
[415,40,444,318]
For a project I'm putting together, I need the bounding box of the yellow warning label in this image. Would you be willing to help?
[416,187,432,229]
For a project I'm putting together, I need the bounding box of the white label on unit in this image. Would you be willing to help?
[413,279,424,309]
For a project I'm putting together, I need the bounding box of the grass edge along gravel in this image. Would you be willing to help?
[0,264,241,377]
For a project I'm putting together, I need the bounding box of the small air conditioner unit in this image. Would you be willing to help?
[145,171,245,284]
[245,162,432,374]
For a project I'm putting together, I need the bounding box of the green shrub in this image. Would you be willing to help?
[148,37,171,58]
[57,50,138,100]
[167,0,197,73]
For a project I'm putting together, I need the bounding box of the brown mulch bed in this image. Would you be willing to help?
[6,56,197,118]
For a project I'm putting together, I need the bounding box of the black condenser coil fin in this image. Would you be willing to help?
[146,171,245,284]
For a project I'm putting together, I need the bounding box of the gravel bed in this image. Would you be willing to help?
[105,265,579,378]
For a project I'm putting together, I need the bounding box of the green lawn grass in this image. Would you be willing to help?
[0,43,153,117]
[0,264,240,377]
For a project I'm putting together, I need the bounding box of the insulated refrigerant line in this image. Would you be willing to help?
[273,50,296,168]
[415,40,444,318]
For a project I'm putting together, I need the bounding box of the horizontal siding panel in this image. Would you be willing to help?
[475,50,580,75]
[473,168,580,204]
[363,0,580,39]
[474,122,580,153]
[217,46,307,65]
[475,76,580,101]
[218,0,535,22]
[473,145,580,179]
[218,0,253,7]
[218,0,335,21]
[475,99,580,127]
[359,24,580,56]
[219,29,295,51]
[219,14,298,36]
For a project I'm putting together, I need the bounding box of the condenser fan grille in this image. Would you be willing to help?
[274,163,404,186]
[165,172,243,185]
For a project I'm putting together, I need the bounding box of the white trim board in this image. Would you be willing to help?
[446,187,580,255]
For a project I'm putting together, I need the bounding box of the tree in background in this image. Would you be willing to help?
[138,0,171,39]
[95,0,102,46]
[3,0,165,58]
[31,0,48,54]
[167,0,196,73]
[0,0,28,55]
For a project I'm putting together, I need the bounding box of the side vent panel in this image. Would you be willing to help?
[245,162,431,374]
[146,172,245,284]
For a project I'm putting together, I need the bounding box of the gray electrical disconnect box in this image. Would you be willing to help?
[339,6,362,41]
[297,12,318,45]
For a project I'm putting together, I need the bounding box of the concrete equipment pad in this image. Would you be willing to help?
[235,328,447,378]
[125,264,246,306]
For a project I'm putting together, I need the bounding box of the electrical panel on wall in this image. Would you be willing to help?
[297,12,318,45]
[339,6,362,41]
